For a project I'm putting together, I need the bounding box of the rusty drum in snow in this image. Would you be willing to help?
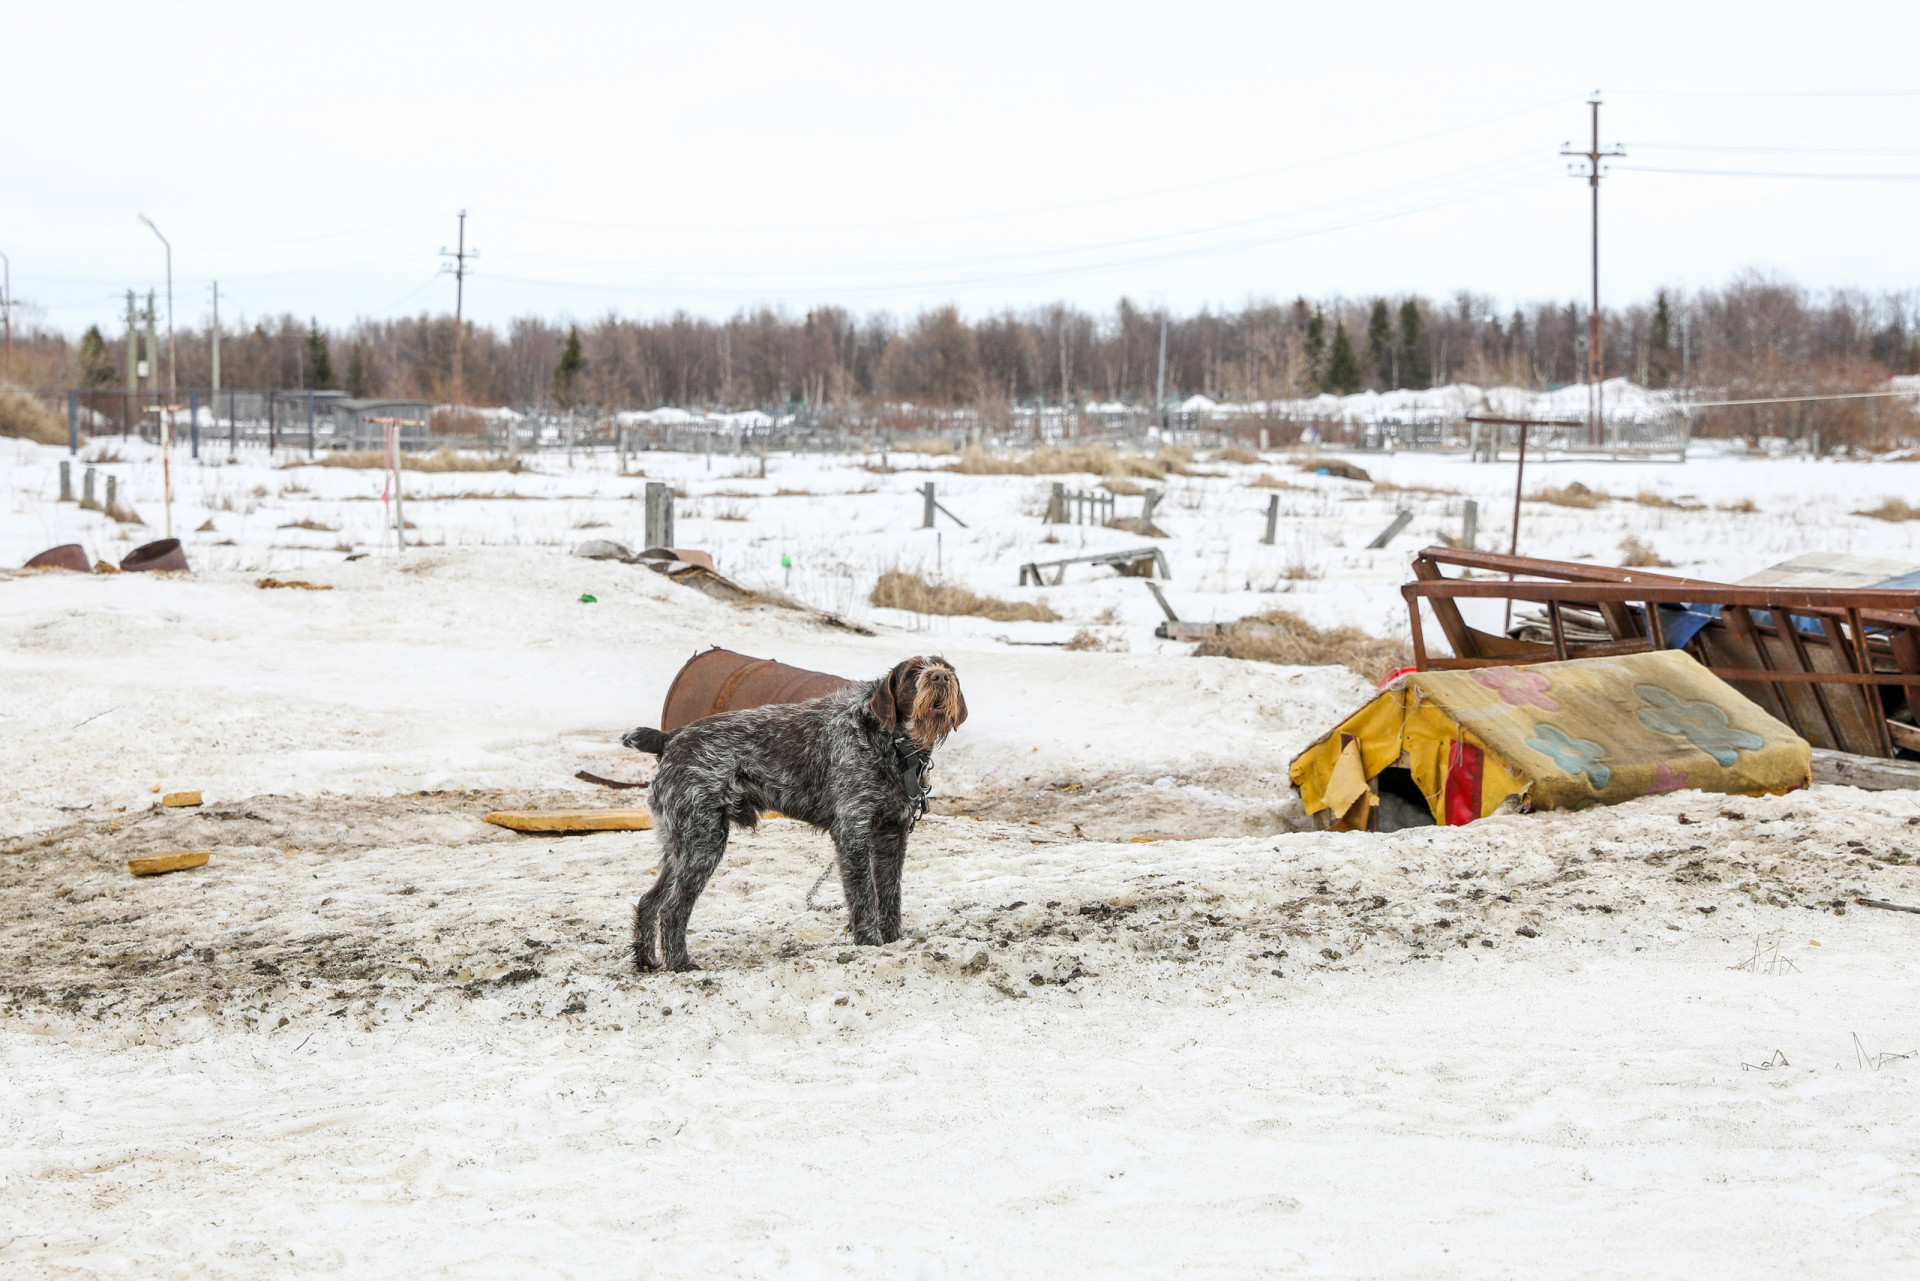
[120,539,189,573]
[660,647,854,732]
[24,544,91,572]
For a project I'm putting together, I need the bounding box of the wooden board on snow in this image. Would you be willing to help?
[129,850,210,876]
[483,808,653,833]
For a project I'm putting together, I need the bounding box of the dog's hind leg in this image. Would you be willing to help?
[632,874,667,972]
[657,806,730,971]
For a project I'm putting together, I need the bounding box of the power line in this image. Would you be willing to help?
[1614,165,1920,180]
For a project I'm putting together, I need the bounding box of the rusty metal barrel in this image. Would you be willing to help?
[660,647,854,732]
[23,544,91,572]
[120,539,189,573]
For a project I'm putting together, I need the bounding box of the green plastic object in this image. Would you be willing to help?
[579,593,597,604]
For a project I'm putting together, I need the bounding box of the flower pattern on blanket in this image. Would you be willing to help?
[1472,666,1560,712]
[1644,762,1691,794]
[1634,685,1764,766]
[1524,723,1611,789]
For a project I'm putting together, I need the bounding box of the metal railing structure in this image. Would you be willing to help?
[29,387,1690,462]
[58,389,432,456]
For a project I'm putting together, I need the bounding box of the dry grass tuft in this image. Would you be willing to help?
[772,487,816,497]
[1064,628,1127,652]
[1529,481,1608,508]
[1295,457,1372,482]
[278,518,338,532]
[1194,608,1410,682]
[1718,497,1758,514]
[948,444,1170,480]
[1247,471,1304,490]
[105,502,143,525]
[1375,479,1460,497]
[1858,497,1920,522]
[1619,535,1676,568]
[1632,490,1702,510]
[870,569,1061,622]
[301,449,528,473]
[1216,444,1261,465]
[0,388,68,444]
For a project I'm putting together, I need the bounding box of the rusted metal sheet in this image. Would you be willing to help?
[1401,546,1920,758]
[23,544,91,572]
[120,539,189,573]
[659,647,855,732]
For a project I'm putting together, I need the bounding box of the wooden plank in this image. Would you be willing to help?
[1810,748,1920,791]
[1886,720,1920,754]
[129,850,210,876]
[484,808,653,833]
[161,791,203,808]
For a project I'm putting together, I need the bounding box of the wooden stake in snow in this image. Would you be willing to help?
[1366,510,1413,550]
[129,850,209,876]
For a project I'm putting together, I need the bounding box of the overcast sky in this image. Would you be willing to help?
[7,1,1919,336]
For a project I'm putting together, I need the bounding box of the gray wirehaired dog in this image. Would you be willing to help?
[621,656,967,972]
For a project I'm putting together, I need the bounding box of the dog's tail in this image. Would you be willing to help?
[622,726,676,755]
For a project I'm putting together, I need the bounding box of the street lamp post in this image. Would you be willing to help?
[137,214,174,391]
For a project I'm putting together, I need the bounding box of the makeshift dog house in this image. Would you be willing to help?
[1290,649,1810,831]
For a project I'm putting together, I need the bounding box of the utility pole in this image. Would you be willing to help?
[1561,95,1624,446]
[138,214,174,392]
[440,210,478,411]
[1155,307,1168,432]
[124,291,139,392]
[0,249,10,381]
[209,281,221,394]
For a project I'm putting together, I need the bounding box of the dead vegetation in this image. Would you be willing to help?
[1858,498,1920,522]
[278,518,338,532]
[1718,497,1759,514]
[1100,477,1146,496]
[1294,458,1371,482]
[1529,481,1608,508]
[1194,608,1411,682]
[947,444,1190,480]
[870,569,1061,622]
[300,449,528,473]
[1632,490,1704,510]
[1375,479,1459,497]
[1247,472,1305,490]
[0,387,68,445]
[1216,444,1261,465]
[1619,535,1676,568]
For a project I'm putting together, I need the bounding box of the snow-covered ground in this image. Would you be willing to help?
[4,435,1920,1276]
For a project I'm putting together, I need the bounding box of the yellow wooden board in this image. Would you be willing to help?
[130,850,210,876]
[484,808,653,833]
[161,791,203,808]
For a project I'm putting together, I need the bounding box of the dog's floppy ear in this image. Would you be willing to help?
[870,658,919,731]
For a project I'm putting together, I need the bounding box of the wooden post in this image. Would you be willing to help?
[1262,493,1279,545]
[1461,499,1478,550]
[645,481,675,549]
[1046,482,1066,524]
[106,475,117,513]
[67,390,77,455]
[392,422,406,552]
[59,460,72,502]
[1142,488,1161,527]
[82,466,95,508]
[923,482,936,529]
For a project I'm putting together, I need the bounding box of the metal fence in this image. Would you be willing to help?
[30,388,1690,461]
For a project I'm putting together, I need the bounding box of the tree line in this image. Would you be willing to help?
[17,272,1920,439]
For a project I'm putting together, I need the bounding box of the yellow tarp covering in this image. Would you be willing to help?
[1290,650,1810,829]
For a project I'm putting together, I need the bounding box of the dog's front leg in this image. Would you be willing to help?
[871,820,910,944]
[830,821,883,945]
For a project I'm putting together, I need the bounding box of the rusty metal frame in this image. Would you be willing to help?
[1401,547,1920,757]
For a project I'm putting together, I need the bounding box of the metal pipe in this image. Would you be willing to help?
[137,214,174,392]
